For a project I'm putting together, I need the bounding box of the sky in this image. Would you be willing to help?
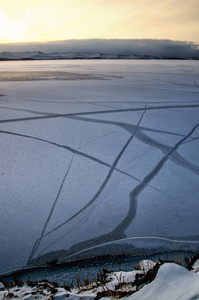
[0,0,199,44]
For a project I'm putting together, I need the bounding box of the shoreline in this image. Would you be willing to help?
[0,249,196,286]
[1,253,199,299]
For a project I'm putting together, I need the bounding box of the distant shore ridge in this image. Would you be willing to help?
[0,51,198,60]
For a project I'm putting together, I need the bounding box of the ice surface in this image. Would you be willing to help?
[0,60,199,274]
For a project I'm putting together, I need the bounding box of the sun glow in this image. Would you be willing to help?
[0,11,26,42]
[0,0,198,44]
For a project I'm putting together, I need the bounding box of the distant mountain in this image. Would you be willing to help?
[0,51,198,60]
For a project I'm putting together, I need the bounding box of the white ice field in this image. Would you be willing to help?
[0,60,199,275]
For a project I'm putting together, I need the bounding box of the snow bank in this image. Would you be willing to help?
[128,263,199,300]
[2,261,199,300]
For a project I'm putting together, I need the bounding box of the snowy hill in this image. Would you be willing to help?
[0,51,196,60]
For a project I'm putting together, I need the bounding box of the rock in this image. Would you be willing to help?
[138,260,156,272]
[0,282,4,289]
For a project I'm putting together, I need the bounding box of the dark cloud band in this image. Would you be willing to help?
[0,39,199,58]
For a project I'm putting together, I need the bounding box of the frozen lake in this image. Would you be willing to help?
[0,60,199,275]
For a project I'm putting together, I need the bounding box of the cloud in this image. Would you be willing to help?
[0,39,199,58]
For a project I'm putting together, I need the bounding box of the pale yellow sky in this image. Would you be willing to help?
[0,0,198,43]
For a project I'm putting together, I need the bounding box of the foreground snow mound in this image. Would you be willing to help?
[0,281,95,300]
[106,270,144,291]
[128,263,199,300]
[1,261,199,299]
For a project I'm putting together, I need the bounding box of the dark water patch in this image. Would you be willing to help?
[0,251,195,286]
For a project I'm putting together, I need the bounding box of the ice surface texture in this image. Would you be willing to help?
[0,60,199,274]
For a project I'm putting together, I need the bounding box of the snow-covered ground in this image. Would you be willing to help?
[127,263,199,300]
[0,60,199,276]
[1,260,199,299]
